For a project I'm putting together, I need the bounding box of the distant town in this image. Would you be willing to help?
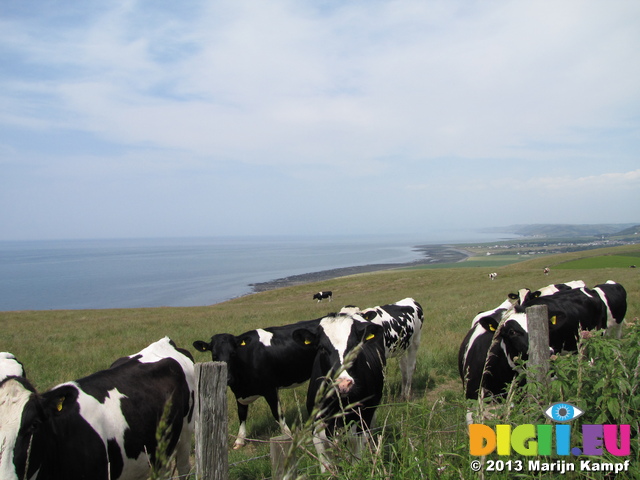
[469,223,640,257]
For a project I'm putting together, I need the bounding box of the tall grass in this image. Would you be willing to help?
[1,244,639,478]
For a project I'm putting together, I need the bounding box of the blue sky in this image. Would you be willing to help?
[1,0,639,241]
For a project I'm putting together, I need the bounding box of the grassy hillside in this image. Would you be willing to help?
[2,243,639,478]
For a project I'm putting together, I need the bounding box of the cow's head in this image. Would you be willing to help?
[193,334,242,361]
[193,333,252,385]
[477,313,530,365]
[507,288,540,305]
[294,315,385,397]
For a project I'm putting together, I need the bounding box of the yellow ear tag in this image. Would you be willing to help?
[240,340,246,346]
[365,333,375,341]
[304,339,311,345]
[56,397,64,412]
[489,325,496,332]
[551,316,557,325]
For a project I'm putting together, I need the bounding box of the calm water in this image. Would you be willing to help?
[0,233,513,311]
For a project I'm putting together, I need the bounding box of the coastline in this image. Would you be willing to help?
[250,244,473,293]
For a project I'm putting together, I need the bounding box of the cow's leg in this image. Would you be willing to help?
[175,417,193,475]
[606,320,624,339]
[264,390,291,436]
[313,424,331,473]
[399,330,421,399]
[234,401,249,449]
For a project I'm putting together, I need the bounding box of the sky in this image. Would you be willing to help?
[1,0,639,241]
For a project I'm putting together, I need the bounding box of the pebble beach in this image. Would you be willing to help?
[250,244,473,292]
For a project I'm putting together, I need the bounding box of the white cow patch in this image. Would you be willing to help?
[320,316,355,365]
[471,299,513,327]
[57,383,153,480]
[129,337,195,405]
[0,379,33,480]
[462,323,490,367]
[257,329,274,347]
[0,353,24,382]
[66,383,129,443]
[237,395,260,405]
[579,287,594,298]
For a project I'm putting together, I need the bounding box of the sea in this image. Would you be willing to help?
[0,232,515,311]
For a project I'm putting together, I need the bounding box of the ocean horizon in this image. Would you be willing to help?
[0,232,518,311]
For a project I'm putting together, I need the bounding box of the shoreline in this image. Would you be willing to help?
[250,244,473,293]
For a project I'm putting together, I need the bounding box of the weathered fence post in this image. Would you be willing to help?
[270,434,296,480]
[526,304,550,396]
[195,361,228,480]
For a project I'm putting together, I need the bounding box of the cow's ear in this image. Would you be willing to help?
[193,340,212,352]
[292,328,317,347]
[478,317,499,332]
[358,322,382,341]
[41,385,78,418]
[236,335,252,347]
[549,312,566,326]
[507,293,518,300]
[361,310,378,321]
[531,291,542,299]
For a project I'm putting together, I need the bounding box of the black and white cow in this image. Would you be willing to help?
[458,310,529,400]
[193,318,321,448]
[508,280,586,306]
[340,298,423,398]
[313,291,333,302]
[488,273,498,280]
[593,281,627,339]
[517,287,607,353]
[0,352,25,381]
[292,313,386,470]
[0,337,195,480]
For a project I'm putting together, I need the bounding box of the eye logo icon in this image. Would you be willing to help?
[545,402,584,422]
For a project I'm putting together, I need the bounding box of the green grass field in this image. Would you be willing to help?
[2,243,639,478]
[555,254,640,270]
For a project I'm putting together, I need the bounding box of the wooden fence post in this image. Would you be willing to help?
[270,434,296,480]
[195,361,228,480]
[526,305,550,396]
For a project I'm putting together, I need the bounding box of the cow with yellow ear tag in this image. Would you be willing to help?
[458,307,528,400]
[293,313,386,472]
[193,318,322,449]
[340,297,424,399]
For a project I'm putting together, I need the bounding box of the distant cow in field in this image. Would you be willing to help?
[313,291,333,302]
[543,267,550,275]
[488,273,498,280]
[193,318,321,448]
[0,338,195,480]
[0,352,25,381]
[293,313,386,471]
[340,297,424,398]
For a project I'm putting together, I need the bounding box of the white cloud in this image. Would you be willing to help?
[5,0,639,164]
[535,169,640,191]
[0,0,639,239]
